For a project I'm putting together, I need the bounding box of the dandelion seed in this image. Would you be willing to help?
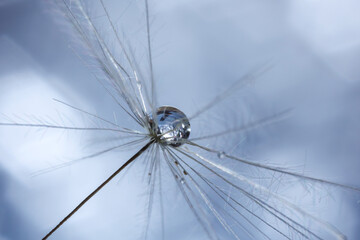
[0,0,359,240]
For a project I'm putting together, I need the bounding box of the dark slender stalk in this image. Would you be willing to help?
[43,140,154,240]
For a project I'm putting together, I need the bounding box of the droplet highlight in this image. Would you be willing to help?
[180,178,185,184]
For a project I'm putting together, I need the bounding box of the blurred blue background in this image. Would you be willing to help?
[0,0,359,239]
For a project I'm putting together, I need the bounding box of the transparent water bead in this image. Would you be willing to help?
[217,151,226,159]
[150,106,191,147]
[180,178,185,184]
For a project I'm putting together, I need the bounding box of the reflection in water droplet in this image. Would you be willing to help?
[149,106,191,147]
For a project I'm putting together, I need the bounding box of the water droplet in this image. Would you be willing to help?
[180,178,185,184]
[149,106,191,147]
[217,151,226,159]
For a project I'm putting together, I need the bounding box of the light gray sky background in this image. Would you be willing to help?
[0,0,359,239]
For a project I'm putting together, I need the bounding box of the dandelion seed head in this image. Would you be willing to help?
[149,106,190,147]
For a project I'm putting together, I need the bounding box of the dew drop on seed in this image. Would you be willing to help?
[150,106,191,147]
[217,151,226,159]
[180,178,185,184]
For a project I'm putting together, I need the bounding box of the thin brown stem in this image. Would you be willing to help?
[42,139,154,240]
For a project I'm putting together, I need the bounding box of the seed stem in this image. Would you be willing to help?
[42,140,154,240]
